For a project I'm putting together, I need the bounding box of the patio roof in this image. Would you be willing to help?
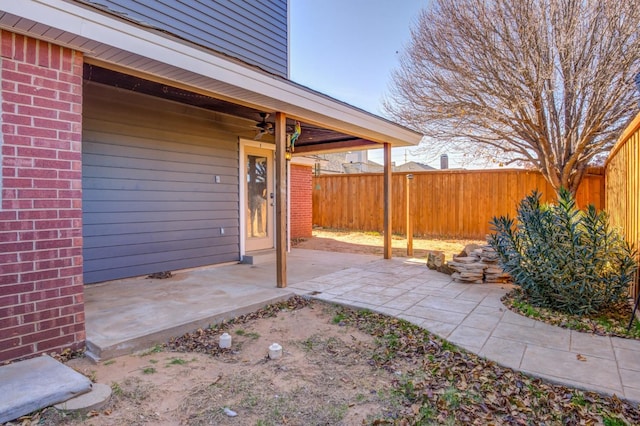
[0,0,410,287]
[0,0,423,152]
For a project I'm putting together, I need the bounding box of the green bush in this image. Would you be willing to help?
[489,188,637,316]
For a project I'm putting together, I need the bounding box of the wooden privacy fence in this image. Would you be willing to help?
[312,168,604,240]
[605,112,640,300]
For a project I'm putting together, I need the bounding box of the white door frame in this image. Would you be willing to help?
[239,139,276,257]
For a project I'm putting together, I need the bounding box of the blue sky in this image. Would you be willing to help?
[289,0,439,167]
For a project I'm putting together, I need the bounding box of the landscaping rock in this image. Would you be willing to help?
[447,244,511,284]
[426,250,444,269]
[481,247,512,283]
[450,256,479,264]
[426,251,454,275]
[439,264,455,275]
[457,243,483,257]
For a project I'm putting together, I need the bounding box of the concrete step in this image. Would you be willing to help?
[0,355,92,423]
[85,292,292,361]
[242,249,276,265]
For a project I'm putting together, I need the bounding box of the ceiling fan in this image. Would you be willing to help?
[254,112,274,140]
[253,113,303,149]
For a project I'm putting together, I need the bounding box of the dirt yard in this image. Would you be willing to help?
[30,297,640,426]
[293,229,485,260]
[38,301,418,425]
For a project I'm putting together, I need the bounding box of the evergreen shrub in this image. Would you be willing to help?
[489,189,637,315]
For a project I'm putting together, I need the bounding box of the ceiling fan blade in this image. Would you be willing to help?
[253,112,275,139]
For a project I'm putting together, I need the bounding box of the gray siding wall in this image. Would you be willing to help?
[83,82,240,283]
[79,0,288,77]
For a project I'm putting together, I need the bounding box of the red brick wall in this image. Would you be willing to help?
[0,31,84,362]
[290,164,312,238]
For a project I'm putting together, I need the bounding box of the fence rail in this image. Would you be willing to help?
[606,112,640,300]
[312,168,604,240]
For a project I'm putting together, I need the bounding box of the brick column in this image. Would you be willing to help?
[0,31,84,362]
[290,164,312,238]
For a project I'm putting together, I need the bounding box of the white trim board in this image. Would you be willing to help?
[239,138,276,257]
[0,0,422,148]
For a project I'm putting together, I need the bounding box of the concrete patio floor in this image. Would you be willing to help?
[84,249,376,360]
[84,248,640,404]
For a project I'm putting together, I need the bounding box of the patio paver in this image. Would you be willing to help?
[461,312,502,331]
[570,331,615,359]
[492,321,570,351]
[615,347,640,371]
[419,319,458,338]
[478,336,526,369]
[447,325,492,351]
[286,253,640,404]
[520,345,622,392]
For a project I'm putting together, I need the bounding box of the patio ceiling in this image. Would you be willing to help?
[0,0,423,153]
[84,64,377,153]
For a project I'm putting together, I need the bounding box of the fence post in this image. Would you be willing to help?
[406,174,414,256]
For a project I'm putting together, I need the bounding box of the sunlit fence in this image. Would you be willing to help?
[312,113,639,297]
[606,112,640,300]
[312,168,604,240]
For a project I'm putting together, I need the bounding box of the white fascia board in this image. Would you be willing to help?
[2,0,422,146]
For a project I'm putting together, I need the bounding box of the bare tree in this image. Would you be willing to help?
[385,0,640,194]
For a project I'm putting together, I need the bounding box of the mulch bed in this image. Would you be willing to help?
[502,288,640,341]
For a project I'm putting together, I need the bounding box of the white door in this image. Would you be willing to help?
[244,145,274,252]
